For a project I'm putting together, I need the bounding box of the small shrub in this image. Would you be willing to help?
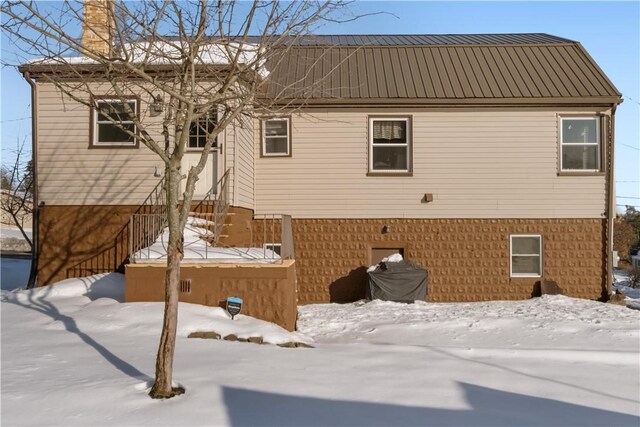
[629,268,640,289]
[614,219,636,263]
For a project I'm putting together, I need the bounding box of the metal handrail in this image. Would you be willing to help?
[130,169,231,263]
[66,176,165,278]
[129,212,292,264]
[211,169,231,246]
[128,177,168,264]
[139,176,167,216]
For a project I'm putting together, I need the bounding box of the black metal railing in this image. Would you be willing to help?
[66,177,165,278]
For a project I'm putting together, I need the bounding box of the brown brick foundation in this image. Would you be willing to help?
[287,218,606,304]
[37,205,139,285]
[38,205,606,306]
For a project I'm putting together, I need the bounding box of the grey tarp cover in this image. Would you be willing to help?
[367,260,428,302]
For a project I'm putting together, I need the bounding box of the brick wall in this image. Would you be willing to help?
[82,0,113,56]
[39,203,606,308]
[289,218,606,304]
[38,205,139,285]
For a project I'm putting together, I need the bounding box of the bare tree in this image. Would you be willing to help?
[2,0,359,399]
[1,139,33,248]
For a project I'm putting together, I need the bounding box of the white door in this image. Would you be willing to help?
[181,110,221,199]
[182,149,218,199]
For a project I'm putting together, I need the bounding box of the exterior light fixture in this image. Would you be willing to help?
[150,94,164,114]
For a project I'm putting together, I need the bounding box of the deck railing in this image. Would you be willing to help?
[128,212,293,264]
[253,213,294,261]
[129,169,231,263]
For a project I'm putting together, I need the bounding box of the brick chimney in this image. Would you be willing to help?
[82,0,114,56]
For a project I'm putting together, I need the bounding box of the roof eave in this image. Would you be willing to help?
[264,96,623,107]
[18,62,237,79]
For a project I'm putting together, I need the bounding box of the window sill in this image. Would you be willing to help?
[89,143,139,149]
[261,153,291,158]
[367,172,413,177]
[557,171,605,177]
[186,148,217,152]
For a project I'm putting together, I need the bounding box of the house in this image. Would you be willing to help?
[19,6,622,328]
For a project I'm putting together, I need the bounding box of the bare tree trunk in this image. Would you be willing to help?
[4,0,360,401]
[149,166,185,399]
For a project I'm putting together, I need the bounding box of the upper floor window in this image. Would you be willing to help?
[189,109,218,149]
[262,117,291,156]
[560,117,601,172]
[510,235,542,278]
[92,98,138,147]
[369,117,411,174]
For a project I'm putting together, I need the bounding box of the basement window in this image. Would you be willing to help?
[91,98,138,147]
[510,235,542,278]
[560,117,601,172]
[264,243,282,256]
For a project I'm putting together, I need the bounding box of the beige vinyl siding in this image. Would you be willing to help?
[37,83,162,206]
[225,116,254,210]
[255,108,608,218]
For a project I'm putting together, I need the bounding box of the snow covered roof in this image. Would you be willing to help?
[21,40,268,77]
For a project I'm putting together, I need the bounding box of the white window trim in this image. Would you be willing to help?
[368,117,411,173]
[560,117,600,172]
[510,234,543,278]
[262,117,290,157]
[92,98,138,146]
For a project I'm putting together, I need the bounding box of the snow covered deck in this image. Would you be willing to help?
[131,217,282,264]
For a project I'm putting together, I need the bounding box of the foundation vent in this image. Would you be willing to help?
[180,279,192,294]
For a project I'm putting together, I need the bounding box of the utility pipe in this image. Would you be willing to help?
[606,105,617,298]
[23,72,39,289]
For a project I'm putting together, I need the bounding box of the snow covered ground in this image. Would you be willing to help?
[0,225,32,240]
[1,269,639,426]
[0,225,32,253]
[614,269,640,310]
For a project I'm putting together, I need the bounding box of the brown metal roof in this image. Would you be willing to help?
[263,33,575,46]
[263,34,621,105]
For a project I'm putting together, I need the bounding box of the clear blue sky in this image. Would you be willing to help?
[2,1,638,210]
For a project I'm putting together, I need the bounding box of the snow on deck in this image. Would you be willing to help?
[132,217,280,263]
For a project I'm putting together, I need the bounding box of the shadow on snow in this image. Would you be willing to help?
[222,382,639,427]
[2,276,152,383]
